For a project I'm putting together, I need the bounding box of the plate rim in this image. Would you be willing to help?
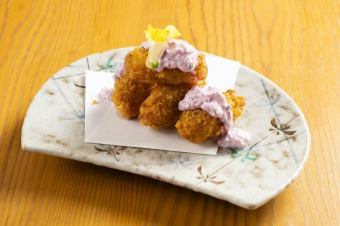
[21,47,311,209]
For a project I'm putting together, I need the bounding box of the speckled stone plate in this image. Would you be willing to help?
[21,47,311,209]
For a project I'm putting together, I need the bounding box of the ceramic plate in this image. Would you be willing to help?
[21,47,311,209]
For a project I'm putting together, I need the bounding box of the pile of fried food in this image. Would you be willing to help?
[112,47,246,144]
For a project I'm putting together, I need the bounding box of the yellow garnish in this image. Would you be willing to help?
[165,25,181,39]
[144,24,182,70]
[145,24,181,42]
[146,42,167,69]
[145,25,169,42]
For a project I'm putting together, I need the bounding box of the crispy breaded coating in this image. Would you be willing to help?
[139,84,189,128]
[175,109,223,143]
[175,89,245,143]
[124,47,207,85]
[112,75,152,119]
[224,90,245,120]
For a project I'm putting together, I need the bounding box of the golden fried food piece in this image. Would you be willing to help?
[175,109,223,143]
[224,90,245,120]
[175,90,245,143]
[139,84,189,128]
[112,75,152,119]
[124,47,207,85]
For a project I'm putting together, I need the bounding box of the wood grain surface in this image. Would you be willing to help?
[1,0,339,225]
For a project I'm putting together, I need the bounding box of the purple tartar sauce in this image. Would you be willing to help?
[141,39,199,73]
[217,128,252,149]
[98,87,113,102]
[178,86,233,129]
[178,86,251,149]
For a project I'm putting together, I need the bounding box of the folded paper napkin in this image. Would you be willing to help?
[85,54,240,155]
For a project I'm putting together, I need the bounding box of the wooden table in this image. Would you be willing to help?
[1,0,339,225]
